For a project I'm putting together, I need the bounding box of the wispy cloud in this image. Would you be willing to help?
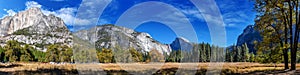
[25,1,42,8]
[23,1,96,26]
[168,0,254,28]
[216,0,255,27]
[41,7,94,26]
[3,9,16,16]
[75,0,112,26]
[180,8,205,22]
[115,1,198,42]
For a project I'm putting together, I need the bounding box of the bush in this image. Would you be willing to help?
[129,48,143,62]
[149,49,165,62]
[97,48,114,63]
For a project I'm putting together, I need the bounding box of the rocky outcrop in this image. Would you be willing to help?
[236,25,262,53]
[73,25,172,55]
[170,37,193,51]
[0,7,72,51]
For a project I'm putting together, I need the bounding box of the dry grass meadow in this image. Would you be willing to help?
[0,62,299,75]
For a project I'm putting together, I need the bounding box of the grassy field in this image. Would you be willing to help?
[0,62,299,75]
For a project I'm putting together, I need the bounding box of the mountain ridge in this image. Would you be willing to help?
[0,7,72,51]
[0,7,195,54]
[236,25,262,53]
[73,24,195,55]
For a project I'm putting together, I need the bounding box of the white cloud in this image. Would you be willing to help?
[3,9,16,16]
[215,0,255,28]
[41,7,96,26]
[75,0,112,26]
[25,1,42,8]
[115,1,198,42]
[180,8,205,21]
[22,1,96,26]
[226,23,236,27]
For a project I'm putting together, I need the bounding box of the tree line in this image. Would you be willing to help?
[93,43,252,63]
[0,40,251,63]
[2,40,299,65]
[0,40,73,63]
[225,43,254,62]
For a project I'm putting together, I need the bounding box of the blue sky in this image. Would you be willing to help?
[0,0,256,46]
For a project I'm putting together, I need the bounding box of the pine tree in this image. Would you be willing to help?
[225,48,231,62]
[113,46,131,63]
[45,44,60,62]
[242,43,249,62]
[236,46,242,62]
[129,48,143,62]
[149,49,164,62]
[98,48,114,63]
[4,40,22,62]
[249,52,255,62]
[201,43,207,62]
[0,46,5,62]
[20,44,34,62]
[206,43,211,62]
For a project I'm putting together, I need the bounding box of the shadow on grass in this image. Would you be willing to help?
[0,68,241,75]
[244,69,297,75]
[0,66,294,75]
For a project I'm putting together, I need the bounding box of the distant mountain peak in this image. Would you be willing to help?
[0,7,72,51]
[176,37,190,43]
[170,37,193,51]
[237,25,262,53]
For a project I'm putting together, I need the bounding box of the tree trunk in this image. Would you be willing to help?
[282,8,290,70]
[292,0,300,70]
[289,1,296,70]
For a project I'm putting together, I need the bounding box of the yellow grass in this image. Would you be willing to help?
[0,62,299,74]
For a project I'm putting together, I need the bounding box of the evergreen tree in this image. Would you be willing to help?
[97,48,114,63]
[45,44,60,62]
[237,46,242,62]
[225,48,231,62]
[175,50,182,62]
[4,40,22,62]
[129,48,143,62]
[249,52,255,62]
[59,45,73,62]
[113,46,131,63]
[242,43,249,62]
[211,45,217,62]
[201,43,207,62]
[20,44,34,62]
[31,49,46,62]
[166,51,176,62]
[149,49,164,62]
[205,43,211,62]
[0,46,5,62]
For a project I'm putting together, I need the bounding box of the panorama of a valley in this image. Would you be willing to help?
[0,0,299,75]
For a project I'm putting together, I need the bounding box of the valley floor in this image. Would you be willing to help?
[0,62,299,75]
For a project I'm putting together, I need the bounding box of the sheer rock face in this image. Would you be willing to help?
[74,25,172,55]
[170,37,193,51]
[236,25,262,53]
[0,7,72,51]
